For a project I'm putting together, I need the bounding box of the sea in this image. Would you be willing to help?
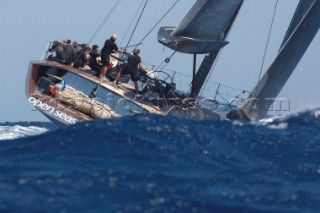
[0,109,320,213]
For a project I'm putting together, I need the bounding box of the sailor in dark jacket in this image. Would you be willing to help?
[99,34,125,81]
[62,42,76,65]
[114,48,147,96]
[48,40,65,63]
[73,43,90,69]
[72,41,82,54]
[89,44,102,76]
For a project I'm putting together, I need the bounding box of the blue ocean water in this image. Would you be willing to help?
[0,110,320,213]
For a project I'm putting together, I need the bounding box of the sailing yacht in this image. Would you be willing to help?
[25,0,320,125]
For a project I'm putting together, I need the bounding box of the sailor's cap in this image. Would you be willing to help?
[111,34,118,40]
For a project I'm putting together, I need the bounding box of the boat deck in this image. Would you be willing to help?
[31,61,166,117]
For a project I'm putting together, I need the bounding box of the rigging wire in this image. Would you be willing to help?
[87,0,122,45]
[119,0,146,47]
[124,0,149,50]
[74,0,121,65]
[254,0,279,96]
[134,0,180,49]
[156,51,176,71]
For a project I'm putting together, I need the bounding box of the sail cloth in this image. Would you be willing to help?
[158,0,244,54]
[189,0,244,97]
[55,86,120,119]
[280,0,316,50]
[244,0,320,120]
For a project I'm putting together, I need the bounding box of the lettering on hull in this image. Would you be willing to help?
[28,97,78,124]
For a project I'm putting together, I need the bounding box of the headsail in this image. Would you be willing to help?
[158,0,244,54]
[190,0,244,97]
[158,0,244,98]
[243,0,320,120]
[280,0,316,50]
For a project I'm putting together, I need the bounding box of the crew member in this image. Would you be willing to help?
[48,40,65,63]
[62,39,75,65]
[99,34,125,82]
[73,43,90,69]
[114,48,146,97]
[89,44,102,76]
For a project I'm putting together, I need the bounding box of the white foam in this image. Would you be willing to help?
[0,125,48,140]
[313,109,320,118]
[267,122,288,130]
[259,108,320,129]
[260,114,286,124]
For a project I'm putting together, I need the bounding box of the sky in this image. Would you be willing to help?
[0,0,319,122]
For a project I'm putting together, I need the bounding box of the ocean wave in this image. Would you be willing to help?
[0,124,49,140]
[0,109,319,212]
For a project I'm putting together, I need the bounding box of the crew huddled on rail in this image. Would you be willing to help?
[47,34,145,84]
[47,35,127,78]
[47,34,178,103]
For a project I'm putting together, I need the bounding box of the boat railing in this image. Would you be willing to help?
[152,68,250,107]
[38,42,250,107]
[40,42,52,61]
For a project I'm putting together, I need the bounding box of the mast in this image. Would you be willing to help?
[190,52,218,97]
[192,54,197,91]
[244,0,320,120]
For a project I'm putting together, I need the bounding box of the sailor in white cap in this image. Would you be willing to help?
[99,34,126,82]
